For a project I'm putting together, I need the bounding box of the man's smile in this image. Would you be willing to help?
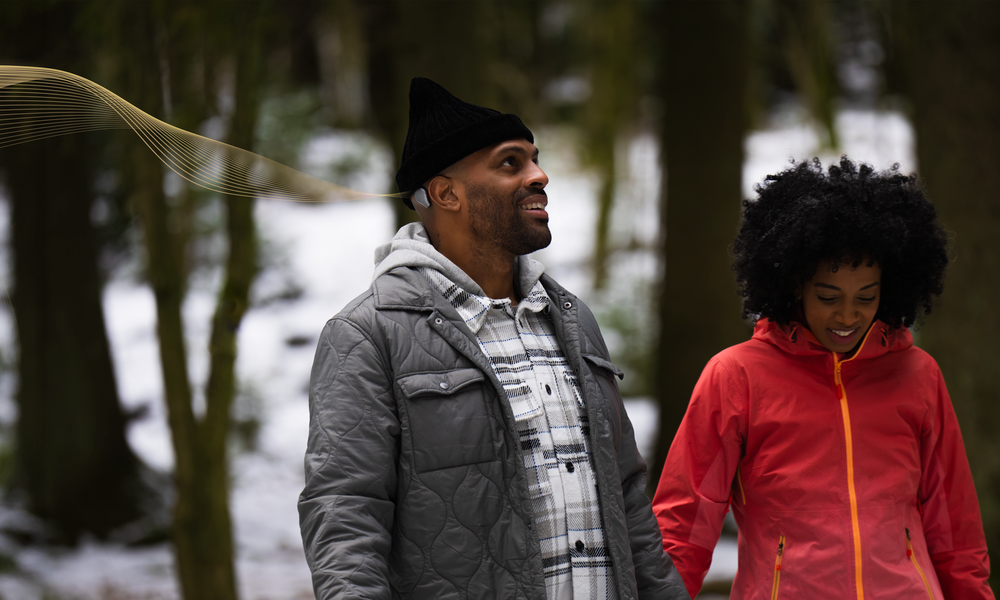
[518,196,548,211]
[517,190,548,217]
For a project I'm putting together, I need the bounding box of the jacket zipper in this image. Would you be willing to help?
[832,324,877,600]
[906,528,935,599]
[771,535,785,600]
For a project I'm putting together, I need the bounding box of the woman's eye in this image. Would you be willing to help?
[817,295,837,303]
[858,296,876,303]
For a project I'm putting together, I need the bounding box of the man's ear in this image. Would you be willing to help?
[427,176,461,212]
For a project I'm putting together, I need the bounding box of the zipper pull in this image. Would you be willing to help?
[905,528,913,557]
[834,362,843,399]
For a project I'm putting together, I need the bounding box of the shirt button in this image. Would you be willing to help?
[575,540,585,552]
[545,384,552,395]
[565,461,575,473]
[439,382,449,390]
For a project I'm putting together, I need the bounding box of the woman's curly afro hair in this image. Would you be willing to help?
[733,156,948,329]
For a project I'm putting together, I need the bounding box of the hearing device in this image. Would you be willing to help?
[412,188,430,208]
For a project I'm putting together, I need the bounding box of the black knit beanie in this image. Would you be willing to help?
[395,77,534,209]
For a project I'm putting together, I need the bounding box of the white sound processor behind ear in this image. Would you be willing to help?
[412,188,430,208]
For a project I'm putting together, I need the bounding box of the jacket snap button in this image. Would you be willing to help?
[439,382,449,390]
[434,317,443,325]
[575,540,585,552]
[562,301,572,309]
[565,461,574,473]
[545,384,552,395]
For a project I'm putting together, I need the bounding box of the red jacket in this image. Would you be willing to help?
[653,318,993,599]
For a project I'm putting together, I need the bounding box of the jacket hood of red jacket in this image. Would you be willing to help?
[751,317,913,360]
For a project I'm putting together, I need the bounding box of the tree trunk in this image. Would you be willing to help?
[2,133,143,542]
[891,1,1000,588]
[0,0,145,543]
[650,0,752,490]
[774,0,839,148]
[363,0,434,230]
[177,9,263,598]
[578,0,640,291]
[116,2,264,598]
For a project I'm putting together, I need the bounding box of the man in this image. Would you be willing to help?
[299,77,688,600]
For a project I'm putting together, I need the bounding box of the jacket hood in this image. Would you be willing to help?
[752,317,913,360]
[372,222,546,298]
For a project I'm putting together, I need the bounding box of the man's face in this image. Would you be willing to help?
[461,139,551,256]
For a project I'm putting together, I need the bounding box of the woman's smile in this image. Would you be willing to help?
[801,258,881,355]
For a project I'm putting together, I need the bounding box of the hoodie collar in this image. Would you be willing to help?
[371,222,547,300]
[752,317,913,360]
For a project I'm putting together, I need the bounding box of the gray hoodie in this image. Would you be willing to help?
[372,222,546,300]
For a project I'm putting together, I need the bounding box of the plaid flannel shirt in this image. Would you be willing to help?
[423,268,619,600]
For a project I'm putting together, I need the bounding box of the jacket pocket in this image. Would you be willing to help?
[905,528,935,599]
[397,368,495,473]
[581,354,624,447]
[771,535,785,600]
[581,354,624,380]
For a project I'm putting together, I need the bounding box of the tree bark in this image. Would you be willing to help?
[2,133,143,542]
[650,0,752,490]
[578,1,640,290]
[891,1,1000,588]
[0,0,145,543]
[774,0,839,148]
[177,9,262,599]
[116,2,264,598]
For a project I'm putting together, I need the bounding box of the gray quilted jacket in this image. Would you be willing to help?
[299,262,688,599]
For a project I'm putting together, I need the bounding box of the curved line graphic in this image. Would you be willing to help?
[0,65,402,203]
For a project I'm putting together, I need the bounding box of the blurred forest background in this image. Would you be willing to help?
[0,0,997,598]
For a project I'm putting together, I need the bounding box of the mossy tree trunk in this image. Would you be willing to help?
[774,0,839,149]
[116,3,264,599]
[650,0,752,489]
[3,134,144,542]
[577,1,641,291]
[0,0,145,543]
[889,1,1000,589]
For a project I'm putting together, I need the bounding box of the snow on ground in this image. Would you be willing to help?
[0,107,913,599]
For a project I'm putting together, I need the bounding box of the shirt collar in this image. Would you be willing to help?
[423,268,550,334]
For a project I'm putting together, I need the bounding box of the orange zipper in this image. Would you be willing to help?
[833,324,877,600]
[771,535,785,600]
[906,528,935,599]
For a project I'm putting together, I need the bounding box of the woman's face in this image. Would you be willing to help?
[801,259,882,355]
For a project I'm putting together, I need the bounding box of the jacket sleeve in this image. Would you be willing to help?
[298,316,399,600]
[617,405,692,600]
[652,355,747,599]
[919,365,994,600]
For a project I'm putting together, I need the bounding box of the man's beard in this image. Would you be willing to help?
[466,182,552,256]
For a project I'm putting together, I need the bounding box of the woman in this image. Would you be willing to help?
[653,158,993,599]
